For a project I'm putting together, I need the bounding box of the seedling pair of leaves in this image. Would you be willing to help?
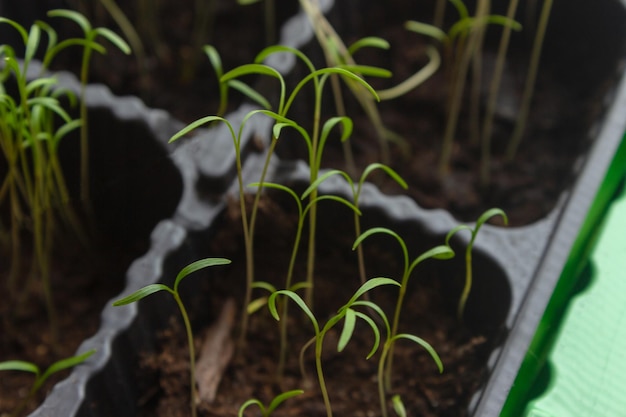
[113,258,232,417]
[267,276,443,417]
[299,0,443,170]
[0,12,129,348]
[405,0,522,177]
[0,350,95,417]
[171,43,388,346]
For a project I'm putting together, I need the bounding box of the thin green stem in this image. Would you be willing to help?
[433,0,447,28]
[303,71,323,307]
[173,292,198,417]
[378,341,392,417]
[468,0,490,146]
[458,247,473,319]
[315,336,332,417]
[481,0,519,185]
[507,0,553,159]
[384,279,406,390]
[278,215,305,376]
[79,44,92,204]
[238,138,280,348]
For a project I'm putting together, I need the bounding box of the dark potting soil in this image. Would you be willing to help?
[33,0,299,124]
[136,195,505,417]
[272,0,626,226]
[0,229,135,416]
[7,0,620,227]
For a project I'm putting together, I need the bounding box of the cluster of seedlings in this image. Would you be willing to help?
[3,0,572,414]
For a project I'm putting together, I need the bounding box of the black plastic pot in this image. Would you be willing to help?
[5,0,624,416]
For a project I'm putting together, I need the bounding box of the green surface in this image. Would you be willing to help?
[501,134,626,416]
[524,175,626,416]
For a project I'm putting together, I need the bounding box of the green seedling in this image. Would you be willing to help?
[268,277,400,417]
[391,394,408,417]
[430,0,521,176]
[299,0,442,168]
[299,0,391,164]
[445,208,508,319]
[97,0,146,85]
[113,258,231,417]
[238,389,304,417]
[1,20,85,347]
[0,349,96,417]
[46,9,130,203]
[304,163,408,289]
[331,292,441,417]
[248,180,361,377]
[480,0,521,185]
[507,0,553,160]
[378,333,442,417]
[353,228,454,390]
[172,45,383,346]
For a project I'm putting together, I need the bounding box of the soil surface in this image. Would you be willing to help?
[273,0,624,226]
[4,0,619,226]
[135,195,506,417]
[1,0,623,415]
[0,228,133,416]
[46,0,298,124]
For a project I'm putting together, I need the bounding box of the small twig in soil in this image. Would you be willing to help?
[195,298,236,404]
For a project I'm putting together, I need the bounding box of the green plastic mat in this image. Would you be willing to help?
[501,135,626,416]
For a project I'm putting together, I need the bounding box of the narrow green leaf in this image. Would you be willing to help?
[267,389,304,413]
[94,27,131,54]
[48,9,92,33]
[249,182,303,215]
[351,300,391,337]
[238,399,265,417]
[475,208,508,229]
[445,224,472,246]
[449,0,469,20]
[409,245,455,274]
[268,290,318,333]
[255,45,315,75]
[348,36,390,55]
[353,227,400,251]
[169,115,231,143]
[405,20,447,42]
[301,169,353,201]
[320,116,353,148]
[204,45,223,77]
[360,163,408,190]
[41,349,96,382]
[304,195,361,218]
[337,308,356,352]
[25,24,42,65]
[392,394,408,417]
[339,64,392,78]
[0,360,39,374]
[392,333,443,373]
[53,119,82,145]
[315,67,382,100]
[222,63,282,83]
[347,277,400,307]
[0,18,29,45]
[25,77,59,96]
[290,281,312,292]
[353,311,381,359]
[247,297,268,314]
[173,258,231,291]
[112,284,171,306]
[251,281,278,293]
[227,79,272,110]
